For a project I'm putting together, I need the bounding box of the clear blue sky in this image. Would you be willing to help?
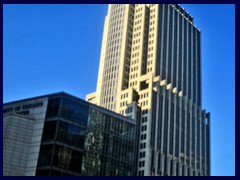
[3,4,235,176]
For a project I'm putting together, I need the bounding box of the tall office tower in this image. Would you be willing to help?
[87,4,210,176]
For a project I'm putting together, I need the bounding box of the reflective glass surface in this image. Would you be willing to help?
[60,98,89,124]
[46,98,60,118]
[82,109,135,176]
[37,95,136,176]
[57,121,86,148]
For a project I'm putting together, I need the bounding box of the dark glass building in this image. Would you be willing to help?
[3,92,136,176]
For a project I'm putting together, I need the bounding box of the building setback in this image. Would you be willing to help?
[3,92,136,176]
[86,4,211,176]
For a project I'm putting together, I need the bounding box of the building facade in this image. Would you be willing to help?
[86,4,211,176]
[3,92,136,176]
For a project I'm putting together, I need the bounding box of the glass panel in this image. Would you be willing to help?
[82,108,135,176]
[51,170,74,176]
[57,121,86,148]
[60,98,89,123]
[46,98,60,118]
[53,145,83,174]
[37,144,54,166]
[36,170,50,176]
[42,121,57,141]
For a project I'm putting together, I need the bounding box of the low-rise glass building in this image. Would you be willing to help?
[3,92,136,176]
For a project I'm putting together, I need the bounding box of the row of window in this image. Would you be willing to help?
[135,12,143,20]
[149,33,155,38]
[105,104,115,111]
[148,60,153,66]
[119,109,125,115]
[110,13,124,23]
[133,32,141,38]
[142,109,148,115]
[46,98,90,124]
[150,8,156,13]
[141,125,147,132]
[132,51,140,58]
[131,66,138,72]
[150,20,156,26]
[107,45,121,53]
[134,25,142,32]
[148,46,154,52]
[135,6,143,13]
[132,45,140,52]
[139,161,145,168]
[147,67,153,73]
[149,27,155,32]
[140,100,149,107]
[130,73,138,79]
[140,142,146,149]
[150,14,156,19]
[109,24,123,34]
[89,108,135,140]
[102,77,116,87]
[100,96,115,105]
[121,93,128,99]
[101,82,117,92]
[140,92,149,99]
[102,100,116,109]
[112,5,124,11]
[106,52,120,61]
[142,116,148,123]
[138,170,144,176]
[149,39,154,45]
[109,20,123,29]
[134,19,142,26]
[110,10,124,19]
[139,151,146,158]
[108,32,123,42]
[101,82,116,94]
[131,59,139,65]
[140,134,147,141]
[129,81,138,87]
[125,107,133,114]
[104,66,118,75]
[120,101,128,107]
[132,38,141,45]
[108,39,121,47]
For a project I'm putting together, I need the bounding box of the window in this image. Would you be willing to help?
[138,170,144,176]
[53,145,83,173]
[42,121,57,141]
[140,143,146,149]
[141,116,147,123]
[139,151,146,158]
[46,98,60,118]
[57,121,86,148]
[140,134,147,140]
[141,125,147,132]
[139,161,145,167]
[142,109,148,115]
[60,98,89,123]
[37,144,54,166]
[125,107,133,114]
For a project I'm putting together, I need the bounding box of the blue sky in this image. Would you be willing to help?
[3,4,235,176]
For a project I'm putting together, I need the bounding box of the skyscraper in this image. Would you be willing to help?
[86,4,210,176]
